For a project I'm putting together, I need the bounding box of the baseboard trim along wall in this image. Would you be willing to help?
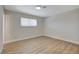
[45,34,79,45]
[4,35,79,45]
[4,35,42,44]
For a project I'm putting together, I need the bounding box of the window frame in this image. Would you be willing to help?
[20,17,37,27]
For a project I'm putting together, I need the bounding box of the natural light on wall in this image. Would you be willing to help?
[21,17,37,27]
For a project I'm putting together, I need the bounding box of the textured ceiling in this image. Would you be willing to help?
[4,5,79,17]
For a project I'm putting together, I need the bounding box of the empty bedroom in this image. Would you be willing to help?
[2,5,79,54]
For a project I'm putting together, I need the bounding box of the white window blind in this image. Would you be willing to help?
[21,17,37,26]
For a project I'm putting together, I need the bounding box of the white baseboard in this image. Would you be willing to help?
[4,35,42,44]
[45,34,79,45]
[4,34,79,45]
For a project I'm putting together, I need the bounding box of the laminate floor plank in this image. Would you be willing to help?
[2,36,79,54]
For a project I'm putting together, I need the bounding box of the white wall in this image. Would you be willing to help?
[5,9,79,45]
[5,10,44,43]
[0,6,4,53]
[44,9,79,44]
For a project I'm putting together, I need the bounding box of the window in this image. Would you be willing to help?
[21,17,37,27]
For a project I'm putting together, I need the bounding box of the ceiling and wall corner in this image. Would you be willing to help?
[4,5,79,18]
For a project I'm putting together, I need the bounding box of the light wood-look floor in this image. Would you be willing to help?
[2,36,79,54]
